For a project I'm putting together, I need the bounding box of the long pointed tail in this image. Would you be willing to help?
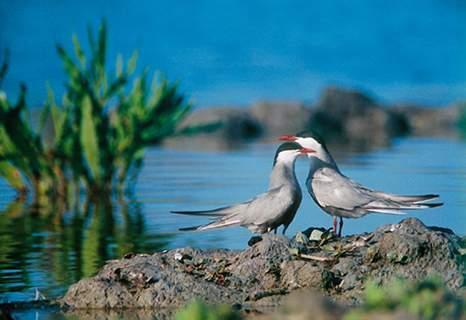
[179,217,242,232]
[375,193,440,204]
[366,196,443,215]
[171,205,233,217]
[172,205,244,231]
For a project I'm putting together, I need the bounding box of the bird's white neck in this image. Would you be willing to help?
[269,155,299,190]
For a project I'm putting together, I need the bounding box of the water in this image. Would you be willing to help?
[1,1,465,107]
[0,136,465,305]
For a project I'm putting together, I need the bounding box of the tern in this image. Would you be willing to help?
[280,131,442,236]
[172,142,314,234]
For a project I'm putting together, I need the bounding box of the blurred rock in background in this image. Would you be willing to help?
[164,86,462,153]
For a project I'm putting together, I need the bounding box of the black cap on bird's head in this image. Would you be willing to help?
[296,130,326,145]
[273,142,314,166]
[279,129,329,152]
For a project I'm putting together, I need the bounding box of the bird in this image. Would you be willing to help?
[279,131,442,236]
[172,142,315,234]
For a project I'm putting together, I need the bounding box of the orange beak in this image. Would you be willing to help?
[300,147,315,154]
[279,134,297,141]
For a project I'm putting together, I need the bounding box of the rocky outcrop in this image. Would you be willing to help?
[62,218,464,310]
[163,107,262,150]
[163,87,463,151]
[308,87,410,148]
[392,103,461,137]
[249,101,312,136]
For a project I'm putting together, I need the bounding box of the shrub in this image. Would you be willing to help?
[0,22,190,204]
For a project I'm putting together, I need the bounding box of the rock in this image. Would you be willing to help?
[179,107,262,139]
[309,229,324,241]
[309,87,410,150]
[62,218,464,311]
[250,101,312,136]
[162,87,462,152]
[316,86,379,116]
[392,103,460,137]
[368,219,464,289]
[163,107,262,150]
[294,232,310,245]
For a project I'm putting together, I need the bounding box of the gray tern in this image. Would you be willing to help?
[280,131,442,236]
[172,142,314,234]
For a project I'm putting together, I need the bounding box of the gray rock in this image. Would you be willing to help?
[163,107,262,150]
[62,218,464,311]
[392,103,460,137]
[162,87,462,152]
[316,86,379,116]
[179,107,261,139]
[309,87,410,149]
[250,101,312,136]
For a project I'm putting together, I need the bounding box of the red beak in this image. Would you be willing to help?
[300,147,315,154]
[279,134,297,141]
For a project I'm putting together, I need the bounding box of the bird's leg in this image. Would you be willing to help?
[338,217,344,237]
[274,228,277,235]
[333,217,337,234]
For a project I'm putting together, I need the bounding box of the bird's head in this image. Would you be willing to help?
[273,142,315,166]
[279,130,330,162]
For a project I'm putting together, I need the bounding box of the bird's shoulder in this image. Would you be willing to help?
[313,167,345,182]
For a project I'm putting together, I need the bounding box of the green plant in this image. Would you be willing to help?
[175,299,242,320]
[0,61,56,201]
[344,277,464,320]
[0,22,190,202]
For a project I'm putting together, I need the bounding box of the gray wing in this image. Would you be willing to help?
[310,167,441,217]
[310,168,373,214]
[179,186,300,233]
[240,186,300,231]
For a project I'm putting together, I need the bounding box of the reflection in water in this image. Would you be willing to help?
[0,195,172,302]
[10,306,177,320]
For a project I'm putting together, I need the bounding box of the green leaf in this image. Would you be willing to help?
[72,34,86,68]
[116,54,123,77]
[127,51,139,75]
[104,76,127,100]
[0,161,25,191]
[39,86,52,133]
[80,95,101,182]
[51,105,66,143]
[56,45,81,82]
[97,21,107,69]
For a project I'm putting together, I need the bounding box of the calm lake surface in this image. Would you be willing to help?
[0,136,465,304]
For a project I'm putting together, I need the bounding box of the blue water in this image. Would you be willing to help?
[1,1,465,107]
